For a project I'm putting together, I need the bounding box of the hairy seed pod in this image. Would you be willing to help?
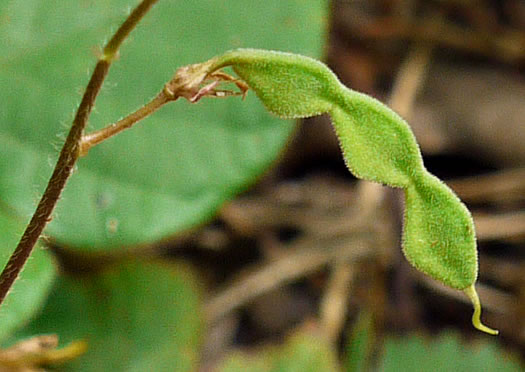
[205,49,497,335]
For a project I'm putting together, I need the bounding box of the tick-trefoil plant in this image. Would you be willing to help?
[0,0,497,335]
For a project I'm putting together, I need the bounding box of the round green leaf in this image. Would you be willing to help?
[0,0,327,249]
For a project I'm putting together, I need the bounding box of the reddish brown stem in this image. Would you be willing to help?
[0,0,159,306]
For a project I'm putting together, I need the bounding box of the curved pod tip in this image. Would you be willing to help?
[463,285,499,335]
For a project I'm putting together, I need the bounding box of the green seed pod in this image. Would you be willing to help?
[402,173,477,290]
[207,49,497,335]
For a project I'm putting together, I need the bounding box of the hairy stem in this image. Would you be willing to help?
[0,0,159,306]
[79,57,244,155]
[103,0,159,61]
[80,91,170,156]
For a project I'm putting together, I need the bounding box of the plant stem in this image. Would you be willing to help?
[0,0,159,306]
[103,0,159,61]
[79,57,240,155]
[79,91,170,156]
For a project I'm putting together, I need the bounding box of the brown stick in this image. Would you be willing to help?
[0,0,159,306]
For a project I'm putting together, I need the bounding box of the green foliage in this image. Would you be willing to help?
[0,0,327,250]
[0,1,506,370]
[344,311,375,372]
[9,260,203,371]
[217,326,341,372]
[380,332,522,372]
[343,313,521,371]
[0,214,56,342]
[0,1,332,368]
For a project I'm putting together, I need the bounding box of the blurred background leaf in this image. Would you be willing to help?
[0,0,328,250]
[217,324,341,372]
[8,260,203,371]
[344,310,375,372]
[0,212,56,343]
[380,332,522,372]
